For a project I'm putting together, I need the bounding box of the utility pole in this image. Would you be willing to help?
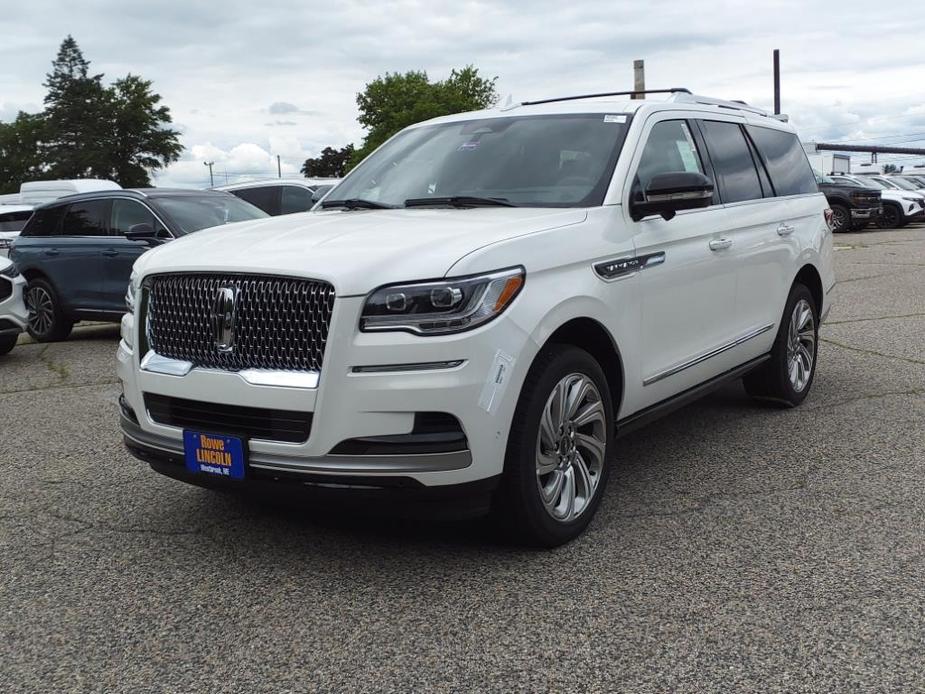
[773,49,781,115]
[631,59,645,99]
[277,155,282,179]
[203,161,215,187]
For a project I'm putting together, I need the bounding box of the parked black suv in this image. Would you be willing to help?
[813,171,881,232]
[9,188,267,341]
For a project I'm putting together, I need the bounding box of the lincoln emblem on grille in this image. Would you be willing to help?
[212,285,237,352]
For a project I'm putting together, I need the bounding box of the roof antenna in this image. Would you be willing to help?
[500,93,519,111]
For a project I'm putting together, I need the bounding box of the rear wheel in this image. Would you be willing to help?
[0,333,17,355]
[744,283,818,407]
[830,204,850,233]
[496,345,613,547]
[25,278,73,342]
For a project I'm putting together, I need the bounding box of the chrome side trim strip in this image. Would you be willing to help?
[351,360,466,374]
[643,323,775,386]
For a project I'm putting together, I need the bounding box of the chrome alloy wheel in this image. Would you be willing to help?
[25,285,54,336]
[535,373,607,522]
[787,298,816,393]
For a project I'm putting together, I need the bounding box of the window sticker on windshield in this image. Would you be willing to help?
[604,114,626,123]
[458,140,480,151]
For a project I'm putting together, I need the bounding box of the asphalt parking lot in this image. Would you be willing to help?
[2,227,924,693]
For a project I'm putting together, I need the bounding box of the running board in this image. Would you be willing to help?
[616,355,770,438]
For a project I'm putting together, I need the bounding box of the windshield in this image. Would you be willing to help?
[329,114,630,208]
[153,195,268,234]
[882,176,918,190]
[842,176,885,190]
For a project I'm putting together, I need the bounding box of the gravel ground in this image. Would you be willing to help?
[1,226,924,693]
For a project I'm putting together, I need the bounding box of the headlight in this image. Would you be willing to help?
[360,267,525,335]
[901,196,919,202]
[125,271,139,312]
[0,262,20,278]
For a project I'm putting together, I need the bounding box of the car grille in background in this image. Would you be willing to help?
[851,192,881,207]
[145,393,313,443]
[145,273,335,372]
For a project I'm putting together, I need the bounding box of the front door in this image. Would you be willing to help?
[103,199,166,313]
[623,117,739,409]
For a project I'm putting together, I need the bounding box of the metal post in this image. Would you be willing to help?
[277,155,282,179]
[632,60,645,99]
[773,49,781,115]
[204,161,214,187]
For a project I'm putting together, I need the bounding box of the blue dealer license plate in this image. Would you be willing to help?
[183,431,246,480]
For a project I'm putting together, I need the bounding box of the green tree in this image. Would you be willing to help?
[5,36,184,187]
[352,66,498,166]
[882,163,898,174]
[0,112,47,194]
[104,74,183,186]
[42,35,110,177]
[301,145,354,178]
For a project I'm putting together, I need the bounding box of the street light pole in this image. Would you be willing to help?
[204,161,215,187]
[277,155,282,179]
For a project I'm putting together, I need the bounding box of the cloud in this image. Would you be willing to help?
[3,0,925,180]
[268,102,299,115]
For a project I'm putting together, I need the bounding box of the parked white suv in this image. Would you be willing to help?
[118,89,834,546]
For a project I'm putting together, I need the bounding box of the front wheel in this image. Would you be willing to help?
[876,204,902,229]
[830,204,850,233]
[744,283,818,407]
[496,345,613,547]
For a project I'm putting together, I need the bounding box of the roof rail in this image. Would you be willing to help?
[520,88,691,106]
[668,92,771,117]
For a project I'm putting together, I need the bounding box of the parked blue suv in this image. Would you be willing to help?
[10,188,268,341]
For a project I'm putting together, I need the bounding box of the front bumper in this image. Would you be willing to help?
[850,207,878,220]
[0,271,29,336]
[117,294,536,489]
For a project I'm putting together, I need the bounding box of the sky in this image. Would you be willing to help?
[2,0,925,187]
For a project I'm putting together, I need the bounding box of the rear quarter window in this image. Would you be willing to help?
[231,186,280,215]
[746,126,818,196]
[20,206,66,237]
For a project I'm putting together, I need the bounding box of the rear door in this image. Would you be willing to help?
[50,200,111,311]
[103,199,168,313]
[742,124,821,333]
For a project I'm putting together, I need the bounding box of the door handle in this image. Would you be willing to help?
[777,223,795,236]
[44,249,59,257]
[709,238,733,251]
[101,249,119,257]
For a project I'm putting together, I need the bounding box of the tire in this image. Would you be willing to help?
[0,333,16,356]
[743,283,818,407]
[830,204,850,233]
[496,344,614,547]
[25,278,73,342]
[876,204,902,229]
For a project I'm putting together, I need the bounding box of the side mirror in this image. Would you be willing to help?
[631,172,714,222]
[124,223,169,245]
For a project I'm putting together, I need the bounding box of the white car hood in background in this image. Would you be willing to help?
[134,207,587,295]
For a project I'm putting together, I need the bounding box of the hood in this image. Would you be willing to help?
[134,207,587,295]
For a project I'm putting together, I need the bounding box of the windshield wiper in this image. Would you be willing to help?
[320,198,395,210]
[404,196,518,208]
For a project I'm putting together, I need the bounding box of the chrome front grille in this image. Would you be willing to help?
[145,273,335,373]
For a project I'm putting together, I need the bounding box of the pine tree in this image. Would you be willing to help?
[42,35,109,177]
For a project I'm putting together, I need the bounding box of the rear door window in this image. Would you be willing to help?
[280,185,315,214]
[230,186,280,215]
[61,200,111,236]
[746,126,818,196]
[698,120,764,204]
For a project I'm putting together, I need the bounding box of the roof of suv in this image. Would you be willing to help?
[215,178,340,192]
[35,187,236,209]
[415,90,796,133]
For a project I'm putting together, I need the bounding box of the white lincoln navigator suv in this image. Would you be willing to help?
[118,89,834,546]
